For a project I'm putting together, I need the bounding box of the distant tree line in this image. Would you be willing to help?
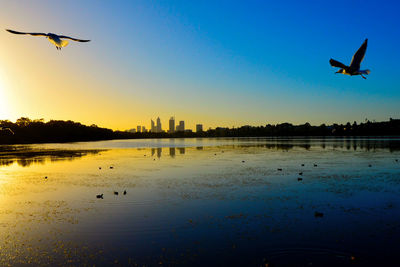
[1,117,400,144]
[196,118,400,137]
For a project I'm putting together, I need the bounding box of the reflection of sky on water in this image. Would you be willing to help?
[0,138,400,266]
[16,137,400,151]
[0,146,103,167]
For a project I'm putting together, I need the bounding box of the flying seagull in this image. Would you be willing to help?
[329,39,370,79]
[6,29,90,50]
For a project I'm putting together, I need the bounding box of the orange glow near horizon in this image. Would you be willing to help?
[0,67,12,120]
[1,1,399,132]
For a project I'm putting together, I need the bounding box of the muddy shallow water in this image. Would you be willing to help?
[0,137,399,266]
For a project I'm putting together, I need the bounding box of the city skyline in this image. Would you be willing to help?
[133,116,200,133]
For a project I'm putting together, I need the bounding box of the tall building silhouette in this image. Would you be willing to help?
[151,119,156,132]
[156,117,162,133]
[196,124,203,132]
[169,116,175,133]
[142,126,146,132]
[176,120,185,132]
[137,125,141,133]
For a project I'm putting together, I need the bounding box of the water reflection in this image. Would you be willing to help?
[0,146,103,167]
[1,138,399,166]
[151,147,186,158]
[0,138,400,266]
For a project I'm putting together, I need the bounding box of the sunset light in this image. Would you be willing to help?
[0,1,400,266]
[0,69,11,120]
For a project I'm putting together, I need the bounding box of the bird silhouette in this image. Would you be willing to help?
[6,29,90,50]
[314,211,324,218]
[330,39,370,79]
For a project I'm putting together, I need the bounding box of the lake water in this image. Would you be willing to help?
[0,137,399,266]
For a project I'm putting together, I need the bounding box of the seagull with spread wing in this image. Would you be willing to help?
[329,39,370,79]
[6,29,90,50]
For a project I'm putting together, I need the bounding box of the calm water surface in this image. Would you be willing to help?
[0,138,400,266]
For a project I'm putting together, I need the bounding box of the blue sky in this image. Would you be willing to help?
[1,0,399,129]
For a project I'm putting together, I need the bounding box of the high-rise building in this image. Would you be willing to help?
[176,120,185,132]
[137,125,141,133]
[142,126,146,132]
[196,124,203,132]
[169,117,175,133]
[151,119,156,132]
[156,117,162,133]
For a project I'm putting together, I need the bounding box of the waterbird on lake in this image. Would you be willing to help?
[299,172,303,175]
[123,190,127,195]
[0,127,14,135]
[99,167,101,170]
[297,177,303,181]
[314,164,318,167]
[314,211,324,218]
[114,191,118,195]
[301,164,305,166]
[96,194,103,199]
[110,166,114,169]
[277,168,282,171]
[329,38,370,79]
[368,164,372,167]
[6,29,90,50]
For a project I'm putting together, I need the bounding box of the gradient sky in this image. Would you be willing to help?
[0,0,399,130]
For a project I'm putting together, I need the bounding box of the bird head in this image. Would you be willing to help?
[335,69,344,74]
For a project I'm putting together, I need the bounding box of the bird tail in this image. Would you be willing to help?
[60,40,69,47]
[360,69,370,75]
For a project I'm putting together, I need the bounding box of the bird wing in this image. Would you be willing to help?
[329,58,347,69]
[6,29,47,37]
[349,39,368,70]
[58,35,90,42]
